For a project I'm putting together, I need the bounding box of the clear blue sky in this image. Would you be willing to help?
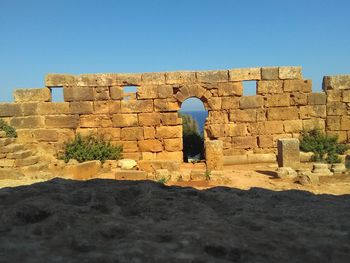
[1,0,349,110]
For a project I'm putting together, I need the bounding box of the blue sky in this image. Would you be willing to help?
[0,0,349,110]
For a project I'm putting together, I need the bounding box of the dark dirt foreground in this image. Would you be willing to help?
[0,179,350,263]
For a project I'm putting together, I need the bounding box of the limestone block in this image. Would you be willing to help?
[142,72,166,85]
[264,94,290,107]
[232,136,257,149]
[164,138,182,151]
[251,121,284,135]
[302,118,326,131]
[120,127,143,140]
[278,66,302,80]
[113,141,138,153]
[45,115,79,128]
[326,116,341,131]
[207,111,228,124]
[342,90,350,102]
[277,138,300,170]
[37,102,70,115]
[137,85,157,99]
[257,80,283,94]
[326,90,342,102]
[276,167,298,179]
[121,152,141,160]
[94,87,110,100]
[284,80,312,93]
[166,71,196,84]
[299,105,326,119]
[0,103,22,117]
[331,163,346,174]
[144,127,155,139]
[248,153,276,164]
[290,92,308,106]
[197,70,228,83]
[295,171,319,185]
[10,116,45,129]
[229,109,257,122]
[217,82,243,96]
[258,135,274,148]
[156,151,182,162]
[154,99,180,112]
[138,140,163,152]
[206,124,226,138]
[80,115,111,128]
[115,170,147,180]
[112,114,138,127]
[160,113,182,125]
[261,67,279,80]
[97,128,121,141]
[300,151,314,162]
[267,107,298,121]
[283,120,303,133]
[312,163,333,176]
[340,116,350,130]
[157,85,174,99]
[229,67,261,81]
[141,152,156,161]
[64,86,94,101]
[239,95,263,109]
[221,97,239,110]
[114,73,142,86]
[15,130,34,144]
[223,155,248,165]
[205,140,223,170]
[323,75,350,91]
[74,74,112,86]
[327,101,347,116]
[76,128,96,137]
[308,93,326,105]
[207,97,222,110]
[109,101,121,114]
[21,103,38,116]
[15,156,39,167]
[45,74,76,87]
[64,160,101,180]
[156,126,182,139]
[33,129,59,142]
[110,86,123,100]
[69,101,93,114]
[121,99,153,113]
[138,113,161,126]
[14,88,51,102]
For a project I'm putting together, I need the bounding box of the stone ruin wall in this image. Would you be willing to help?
[0,66,349,163]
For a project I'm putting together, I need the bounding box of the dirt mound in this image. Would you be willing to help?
[0,178,350,262]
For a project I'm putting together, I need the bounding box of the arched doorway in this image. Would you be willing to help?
[179,97,208,162]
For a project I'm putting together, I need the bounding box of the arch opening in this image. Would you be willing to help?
[179,97,208,163]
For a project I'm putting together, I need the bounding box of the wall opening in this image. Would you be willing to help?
[243,81,257,96]
[123,86,138,101]
[50,87,64,102]
[179,97,208,163]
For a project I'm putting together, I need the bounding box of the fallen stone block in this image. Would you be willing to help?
[312,163,333,176]
[115,170,147,180]
[277,138,300,170]
[276,167,298,179]
[295,171,319,185]
[331,163,346,174]
[63,160,101,180]
[138,160,180,173]
[205,140,223,170]
[118,159,137,170]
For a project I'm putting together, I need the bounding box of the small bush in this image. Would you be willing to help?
[300,129,348,163]
[0,119,17,138]
[60,134,123,163]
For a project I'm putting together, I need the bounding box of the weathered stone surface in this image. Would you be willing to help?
[323,75,350,90]
[217,82,243,96]
[64,160,101,180]
[157,85,174,99]
[142,72,166,85]
[137,86,157,99]
[197,70,228,83]
[69,101,93,114]
[93,101,110,114]
[114,73,142,86]
[223,154,248,165]
[154,99,180,112]
[331,163,346,174]
[115,170,147,180]
[295,171,320,185]
[166,71,196,84]
[112,114,138,127]
[308,93,326,105]
[97,128,121,141]
[326,116,341,131]
[257,80,283,94]
[261,67,279,80]
[121,127,143,140]
[0,103,22,117]
[207,111,229,124]
[138,140,163,152]
[160,113,182,125]
[312,163,333,176]
[221,97,239,109]
[327,101,347,116]
[10,116,45,129]
[239,96,263,109]
[15,156,39,167]
[205,140,223,170]
[290,92,308,106]
[14,88,51,102]
[109,86,123,99]
[207,97,222,110]
[138,113,161,126]
[121,100,153,113]
[227,123,248,137]
[303,119,325,131]
[278,66,302,80]
[300,151,314,162]
[264,94,290,107]
[277,138,300,170]
[45,115,79,128]
[0,168,24,179]
[267,107,298,121]
[80,115,111,128]
[156,126,182,139]
[283,120,303,133]
[64,87,94,101]
[340,116,350,130]
[143,127,155,139]
[118,159,137,170]
[248,153,276,164]
[138,160,180,173]
[250,121,284,135]
[229,68,261,81]
[276,167,298,179]
[156,151,182,161]
[284,80,312,93]
[45,74,76,87]
[229,109,257,122]
[37,102,70,115]
[6,149,31,159]
[33,129,59,142]
[232,136,257,149]
[94,87,110,100]
[299,105,326,119]
[164,138,182,152]
[258,135,274,148]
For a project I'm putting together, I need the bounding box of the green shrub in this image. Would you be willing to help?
[0,119,17,138]
[60,134,123,163]
[299,129,348,163]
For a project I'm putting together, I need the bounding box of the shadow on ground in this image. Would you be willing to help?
[0,178,350,263]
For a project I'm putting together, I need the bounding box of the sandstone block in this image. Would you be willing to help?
[114,73,142,86]
[278,66,302,80]
[277,138,300,170]
[69,101,93,114]
[261,67,279,80]
[121,152,141,160]
[276,167,298,179]
[97,128,121,141]
[205,140,223,170]
[141,152,156,161]
[113,141,138,153]
[76,74,113,86]
[283,120,303,133]
[164,138,182,151]
[64,86,94,101]
[290,92,308,106]
[251,121,284,135]
[14,88,51,102]
[284,80,312,93]
[157,85,174,99]
[299,105,326,119]
[0,103,22,117]
[303,118,325,131]
[44,115,78,129]
[229,67,261,81]
[0,159,15,168]
[137,85,157,99]
[112,114,138,127]
[121,99,153,113]
[110,86,123,99]
[10,116,45,129]
[326,116,341,131]
[207,111,228,124]
[326,90,342,102]
[20,103,38,116]
[154,99,180,112]
[239,95,263,109]
[166,71,196,84]
[327,131,347,143]
[258,135,274,148]
[115,170,147,180]
[207,97,222,110]
[0,137,14,147]
[257,80,283,94]
[0,168,23,179]
[156,151,182,162]
[142,72,166,85]
[144,127,155,139]
[264,94,290,107]
[267,107,298,121]
[308,93,326,105]
[231,136,257,149]
[229,109,257,122]
[138,159,181,173]
[221,97,239,110]
[227,124,248,137]
[80,115,111,128]
[340,116,350,130]
[323,75,350,91]
[45,74,76,87]
[197,70,228,83]
[327,101,347,116]
[121,127,143,140]
[248,153,276,164]
[217,82,243,96]
[64,160,101,180]
[223,155,248,165]
[206,124,226,138]
[6,150,32,159]
[342,90,350,102]
[160,113,182,125]
[37,102,70,115]
[138,113,161,126]
[138,140,163,152]
[156,126,182,139]
[15,156,39,167]
[94,87,110,100]
[33,129,59,142]
[109,101,121,114]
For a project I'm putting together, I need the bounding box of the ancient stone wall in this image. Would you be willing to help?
[0,66,348,163]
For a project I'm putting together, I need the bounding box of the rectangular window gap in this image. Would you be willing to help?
[123,86,138,101]
[51,87,64,102]
[243,81,257,96]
